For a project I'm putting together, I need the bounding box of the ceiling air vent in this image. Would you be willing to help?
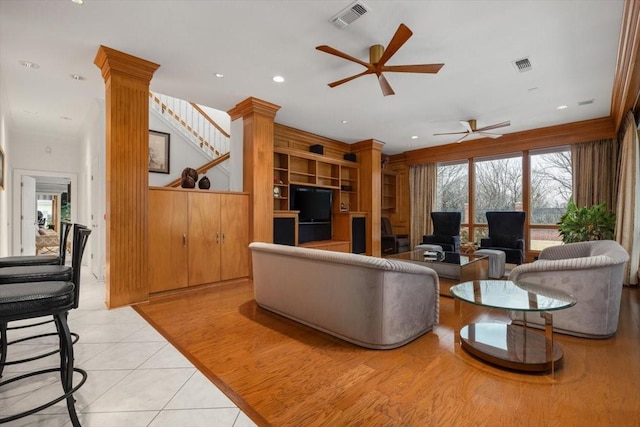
[512,57,532,73]
[578,99,595,106]
[330,1,371,29]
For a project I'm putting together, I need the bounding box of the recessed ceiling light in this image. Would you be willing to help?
[71,0,84,4]
[557,105,568,110]
[273,75,285,83]
[411,135,419,139]
[70,74,85,81]
[341,120,348,124]
[19,60,39,69]
[214,73,224,78]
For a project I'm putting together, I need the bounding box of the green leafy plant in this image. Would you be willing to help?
[558,200,616,243]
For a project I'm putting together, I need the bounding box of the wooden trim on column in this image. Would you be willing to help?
[610,0,640,131]
[228,97,281,248]
[350,139,384,257]
[94,45,160,308]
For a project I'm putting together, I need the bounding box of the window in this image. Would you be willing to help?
[434,148,573,254]
[436,161,468,216]
[529,148,572,250]
[474,154,523,223]
[436,161,469,241]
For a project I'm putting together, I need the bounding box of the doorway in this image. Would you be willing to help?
[12,169,77,257]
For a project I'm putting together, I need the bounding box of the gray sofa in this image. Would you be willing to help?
[509,240,629,338]
[249,242,439,349]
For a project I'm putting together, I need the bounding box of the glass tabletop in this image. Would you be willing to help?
[449,280,576,312]
[390,250,486,266]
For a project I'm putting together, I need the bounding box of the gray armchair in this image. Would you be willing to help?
[509,240,629,339]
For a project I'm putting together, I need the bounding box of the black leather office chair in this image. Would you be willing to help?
[381,217,410,254]
[422,212,461,252]
[479,211,526,264]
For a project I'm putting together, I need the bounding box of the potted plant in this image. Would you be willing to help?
[557,200,616,243]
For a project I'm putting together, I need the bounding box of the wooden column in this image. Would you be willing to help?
[351,139,384,257]
[94,46,159,308]
[228,98,281,247]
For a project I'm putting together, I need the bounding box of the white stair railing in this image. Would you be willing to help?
[149,92,230,160]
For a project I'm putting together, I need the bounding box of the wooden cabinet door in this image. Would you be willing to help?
[188,192,221,286]
[148,189,189,293]
[220,194,249,281]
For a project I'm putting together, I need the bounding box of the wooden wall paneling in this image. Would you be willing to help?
[351,139,384,256]
[274,123,352,161]
[388,162,410,237]
[404,117,615,165]
[148,189,189,293]
[94,45,160,308]
[229,98,281,249]
[188,192,221,286]
[610,0,640,131]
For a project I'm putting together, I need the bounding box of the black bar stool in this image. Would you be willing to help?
[0,225,91,377]
[0,221,72,267]
[0,280,88,426]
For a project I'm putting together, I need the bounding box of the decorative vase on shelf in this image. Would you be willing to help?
[198,176,211,189]
[181,167,198,188]
[273,186,281,198]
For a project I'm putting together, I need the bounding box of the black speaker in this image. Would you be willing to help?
[343,153,356,162]
[274,217,296,246]
[352,217,366,254]
[310,144,324,155]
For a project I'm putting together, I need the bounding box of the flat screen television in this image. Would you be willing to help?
[290,184,332,223]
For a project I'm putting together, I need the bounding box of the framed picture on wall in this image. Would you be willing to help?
[0,146,4,190]
[149,130,170,174]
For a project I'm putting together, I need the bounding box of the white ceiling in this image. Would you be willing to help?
[0,0,625,155]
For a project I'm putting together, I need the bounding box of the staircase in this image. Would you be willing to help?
[149,92,230,161]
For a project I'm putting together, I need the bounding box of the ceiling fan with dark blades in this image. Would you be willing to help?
[434,119,511,143]
[316,23,444,96]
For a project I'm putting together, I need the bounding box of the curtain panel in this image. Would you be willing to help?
[615,111,640,286]
[409,163,437,249]
[571,138,620,210]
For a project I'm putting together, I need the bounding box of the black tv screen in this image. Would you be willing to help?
[290,185,332,223]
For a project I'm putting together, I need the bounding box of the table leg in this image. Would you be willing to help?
[541,311,554,376]
[454,298,462,346]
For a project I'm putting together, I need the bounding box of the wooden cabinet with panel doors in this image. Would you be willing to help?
[148,187,249,293]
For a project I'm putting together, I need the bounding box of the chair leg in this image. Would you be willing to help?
[0,322,6,378]
[54,312,81,427]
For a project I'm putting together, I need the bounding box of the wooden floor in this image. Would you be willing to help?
[135,281,640,427]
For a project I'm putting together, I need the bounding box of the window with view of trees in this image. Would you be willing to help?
[435,147,572,252]
[529,148,572,250]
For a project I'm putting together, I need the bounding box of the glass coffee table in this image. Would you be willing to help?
[450,280,576,374]
[389,250,488,282]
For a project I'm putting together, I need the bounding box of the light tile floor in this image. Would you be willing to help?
[0,271,257,427]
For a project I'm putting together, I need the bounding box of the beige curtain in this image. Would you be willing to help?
[571,138,620,209]
[409,163,437,249]
[615,111,640,286]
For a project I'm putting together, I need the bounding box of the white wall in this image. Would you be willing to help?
[0,114,8,257]
[8,129,83,254]
[84,99,106,278]
[149,109,230,190]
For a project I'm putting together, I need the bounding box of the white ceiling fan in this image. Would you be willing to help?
[434,119,511,143]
